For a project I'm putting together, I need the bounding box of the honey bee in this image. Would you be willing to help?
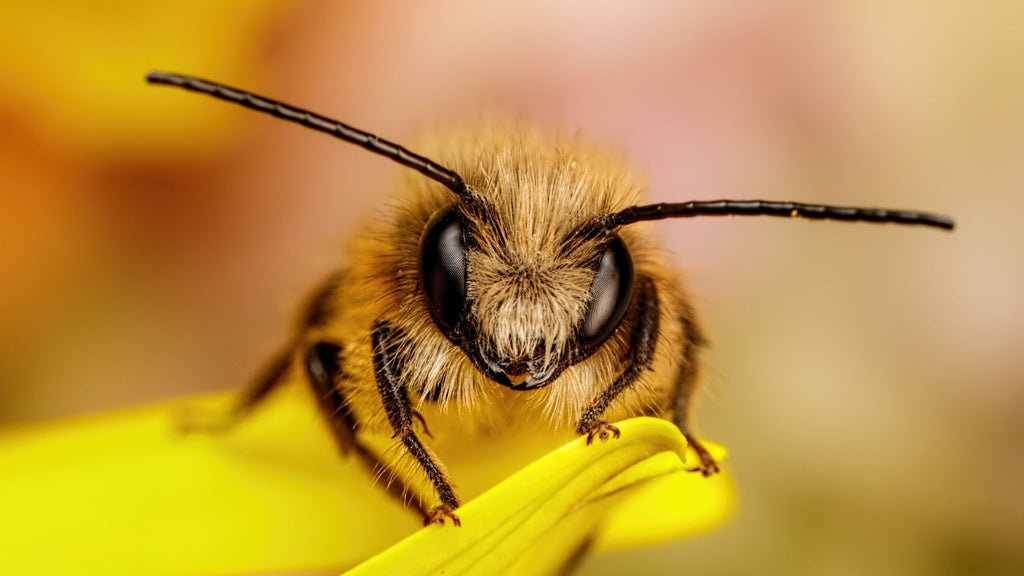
[147,72,955,527]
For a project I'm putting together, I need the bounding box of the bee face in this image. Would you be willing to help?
[420,200,637,391]
[408,127,650,393]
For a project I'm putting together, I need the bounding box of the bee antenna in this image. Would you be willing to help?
[146,71,473,201]
[606,200,955,230]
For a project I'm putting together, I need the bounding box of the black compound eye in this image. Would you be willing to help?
[581,235,635,348]
[420,208,467,333]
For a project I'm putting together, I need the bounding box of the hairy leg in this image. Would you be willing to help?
[306,341,431,516]
[671,303,719,475]
[371,320,461,526]
[576,276,659,442]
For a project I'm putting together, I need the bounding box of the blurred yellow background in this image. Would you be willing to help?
[1,1,1021,575]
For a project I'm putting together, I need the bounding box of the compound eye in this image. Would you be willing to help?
[420,208,467,332]
[581,235,635,348]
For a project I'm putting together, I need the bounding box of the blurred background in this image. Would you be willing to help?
[1,1,1021,574]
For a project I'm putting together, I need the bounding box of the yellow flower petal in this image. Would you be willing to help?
[595,443,735,551]
[0,388,415,576]
[343,418,732,576]
[0,386,733,575]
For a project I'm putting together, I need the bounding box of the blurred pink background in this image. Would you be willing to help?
[1,1,1021,574]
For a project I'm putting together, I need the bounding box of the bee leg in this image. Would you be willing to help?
[576,276,659,441]
[304,342,358,454]
[423,503,461,527]
[179,347,294,433]
[305,340,431,517]
[672,307,720,476]
[372,321,462,526]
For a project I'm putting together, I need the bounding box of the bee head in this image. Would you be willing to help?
[418,137,640,391]
[420,208,635,390]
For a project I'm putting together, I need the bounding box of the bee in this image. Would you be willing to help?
[147,72,955,527]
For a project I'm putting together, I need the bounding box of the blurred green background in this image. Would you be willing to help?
[1,1,1021,574]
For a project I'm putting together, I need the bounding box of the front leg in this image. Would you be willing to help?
[371,320,461,526]
[576,276,659,442]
